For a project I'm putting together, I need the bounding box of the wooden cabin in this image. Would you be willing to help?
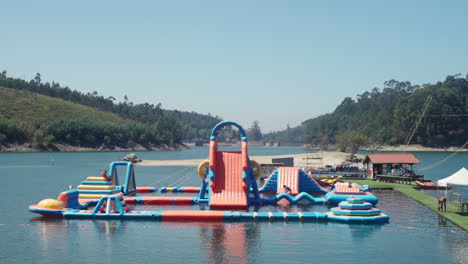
[363,153,423,182]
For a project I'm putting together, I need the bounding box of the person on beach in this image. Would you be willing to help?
[283,185,292,194]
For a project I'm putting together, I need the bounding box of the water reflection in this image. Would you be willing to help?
[32,218,127,237]
[93,220,127,237]
[375,190,468,263]
[31,218,76,264]
[437,215,448,226]
[199,222,261,264]
[347,224,384,240]
[30,218,128,263]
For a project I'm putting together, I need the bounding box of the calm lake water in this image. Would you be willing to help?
[1,147,467,263]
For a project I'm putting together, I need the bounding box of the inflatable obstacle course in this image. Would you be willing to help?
[77,176,121,201]
[325,182,378,205]
[207,122,258,209]
[29,121,389,224]
[259,167,329,194]
[160,186,201,193]
[327,196,389,223]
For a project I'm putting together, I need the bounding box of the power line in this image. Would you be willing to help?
[404,96,432,147]
[419,141,468,171]
[424,114,468,117]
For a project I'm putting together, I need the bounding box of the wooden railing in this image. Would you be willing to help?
[375,175,412,184]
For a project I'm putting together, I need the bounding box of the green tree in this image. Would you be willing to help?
[248,121,263,141]
[321,135,329,151]
[304,122,315,147]
[34,73,41,84]
[335,132,349,152]
[348,131,367,158]
[33,130,54,147]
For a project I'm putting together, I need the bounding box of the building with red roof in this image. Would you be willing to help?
[363,153,422,180]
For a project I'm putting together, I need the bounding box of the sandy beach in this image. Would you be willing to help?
[138,151,366,168]
[364,144,468,152]
[138,143,467,168]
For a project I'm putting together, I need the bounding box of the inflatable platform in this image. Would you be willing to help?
[325,182,378,205]
[29,121,388,224]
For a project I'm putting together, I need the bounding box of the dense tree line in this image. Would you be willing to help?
[0,121,29,144]
[42,119,183,147]
[0,71,222,148]
[0,118,184,148]
[169,110,221,141]
[264,74,468,148]
[264,123,304,145]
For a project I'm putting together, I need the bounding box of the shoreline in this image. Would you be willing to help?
[138,146,466,168]
[138,151,367,168]
[305,144,468,153]
[361,144,468,152]
[1,142,466,153]
[0,143,189,153]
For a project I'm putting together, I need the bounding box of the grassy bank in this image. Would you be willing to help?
[348,179,468,232]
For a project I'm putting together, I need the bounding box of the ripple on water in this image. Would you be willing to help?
[375,191,467,237]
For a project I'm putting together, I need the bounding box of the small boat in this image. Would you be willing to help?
[415,181,452,190]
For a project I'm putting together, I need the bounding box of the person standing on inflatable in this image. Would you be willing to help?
[100,170,111,181]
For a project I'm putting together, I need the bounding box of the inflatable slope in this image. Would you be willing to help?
[209,151,247,209]
[260,167,329,194]
[276,167,300,195]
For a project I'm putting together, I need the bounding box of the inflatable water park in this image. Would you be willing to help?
[29,121,389,224]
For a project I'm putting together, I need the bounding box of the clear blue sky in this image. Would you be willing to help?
[1,1,467,132]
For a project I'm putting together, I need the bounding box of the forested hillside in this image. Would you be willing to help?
[0,87,130,126]
[0,71,221,150]
[264,75,468,147]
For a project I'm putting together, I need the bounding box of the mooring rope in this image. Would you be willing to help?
[166,169,193,187]
[418,141,468,171]
[147,166,194,187]
[140,166,195,206]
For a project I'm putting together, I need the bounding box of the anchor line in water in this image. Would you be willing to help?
[143,173,196,205]
[145,166,192,187]
[139,166,195,206]
[166,170,192,187]
[418,140,468,171]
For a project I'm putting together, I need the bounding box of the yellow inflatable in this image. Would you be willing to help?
[198,160,210,179]
[250,160,262,180]
[37,199,64,209]
[321,176,343,184]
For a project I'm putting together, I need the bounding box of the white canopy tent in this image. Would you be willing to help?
[438,168,468,187]
[438,168,468,206]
